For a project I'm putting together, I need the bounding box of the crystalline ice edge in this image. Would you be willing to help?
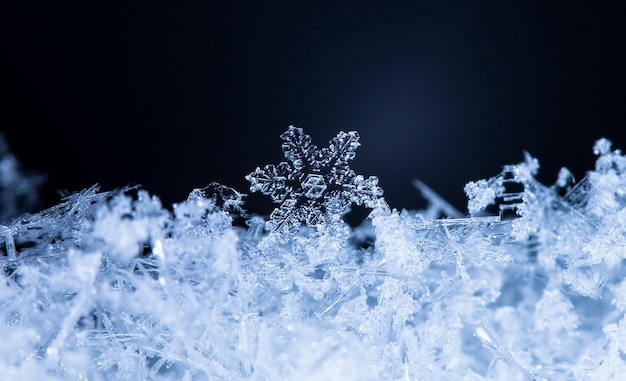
[1,131,626,380]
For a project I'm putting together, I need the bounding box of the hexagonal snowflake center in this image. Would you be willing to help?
[301,174,327,199]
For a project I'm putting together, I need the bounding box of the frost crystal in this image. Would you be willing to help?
[246,125,384,232]
[5,132,626,380]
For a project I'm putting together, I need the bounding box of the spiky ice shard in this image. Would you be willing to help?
[246,126,385,232]
[3,131,626,380]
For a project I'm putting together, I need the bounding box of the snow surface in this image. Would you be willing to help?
[2,129,626,380]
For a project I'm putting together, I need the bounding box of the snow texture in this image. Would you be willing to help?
[1,129,626,380]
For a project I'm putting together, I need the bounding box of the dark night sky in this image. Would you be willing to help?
[2,2,626,216]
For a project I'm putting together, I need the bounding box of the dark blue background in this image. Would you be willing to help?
[2,2,626,215]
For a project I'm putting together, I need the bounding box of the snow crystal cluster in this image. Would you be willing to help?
[2,129,626,380]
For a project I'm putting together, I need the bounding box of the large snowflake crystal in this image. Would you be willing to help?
[246,126,384,232]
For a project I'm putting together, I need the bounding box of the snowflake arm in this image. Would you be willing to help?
[281,126,315,171]
[347,175,384,207]
[245,162,293,204]
[329,131,360,163]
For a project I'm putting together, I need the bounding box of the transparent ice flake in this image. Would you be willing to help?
[301,174,327,199]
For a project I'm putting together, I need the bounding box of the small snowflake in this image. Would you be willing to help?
[246,126,384,232]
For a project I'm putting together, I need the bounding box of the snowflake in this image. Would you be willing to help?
[246,126,384,233]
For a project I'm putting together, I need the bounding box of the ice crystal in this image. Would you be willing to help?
[4,131,626,380]
[246,126,384,232]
